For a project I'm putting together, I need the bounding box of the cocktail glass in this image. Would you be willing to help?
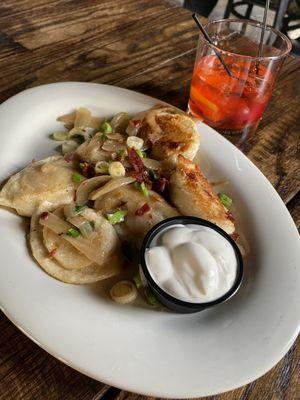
[188,19,292,146]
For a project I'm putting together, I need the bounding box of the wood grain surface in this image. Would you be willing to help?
[0,1,299,399]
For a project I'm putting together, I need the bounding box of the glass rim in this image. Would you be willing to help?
[199,18,292,61]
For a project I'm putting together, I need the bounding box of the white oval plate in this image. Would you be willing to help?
[0,83,299,398]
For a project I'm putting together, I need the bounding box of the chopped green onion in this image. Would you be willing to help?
[101,133,107,141]
[66,227,81,237]
[75,204,88,214]
[136,149,146,158]
[140,182,149,197]
[117,149,127,160]
[79,162,85,170]
[72,172,83,183]
[106,210,127,225]
[71,134,85,144]
[133,182,149,197]
[144,287,158,306]
[95,161,109,174]
[108,161,125,177]
[126,136,144,150]
[52,131,68,141]
[133,271,142,289]
[89,220,95,229]
[100,121,113,134]
[218,193,233,209]
[148,169,158,181]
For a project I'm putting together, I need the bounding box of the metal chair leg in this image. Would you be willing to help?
[224,0,234,18]
[274,0,289,30]
[245,3,254,19]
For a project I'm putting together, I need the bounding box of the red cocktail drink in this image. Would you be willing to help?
[189,55,272,133]
[188,20,291,145]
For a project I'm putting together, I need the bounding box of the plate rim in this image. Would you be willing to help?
[0,81,299,398]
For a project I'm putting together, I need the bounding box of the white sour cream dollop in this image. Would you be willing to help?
[145,224,237,303]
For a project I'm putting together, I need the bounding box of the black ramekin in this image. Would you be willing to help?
[139,216,244,313]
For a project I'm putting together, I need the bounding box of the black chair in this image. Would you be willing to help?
[223,0,290,30]
[223,0,300,55]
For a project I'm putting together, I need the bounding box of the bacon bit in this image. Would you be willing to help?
[79,162,95,178]
[152,178,168,193]
[64,152,77,162]
[131,170,144,182]
[132,119,142,128]
[40,212,49,220]
[230,232,239,241]
[128,148,153,186]
[227,211,235,222]
[135,203,151,216]
[128,148,144,172]
[49,247,58,258]
[131,171,152,187]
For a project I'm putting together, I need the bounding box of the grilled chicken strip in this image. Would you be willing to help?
[169,155,235,234]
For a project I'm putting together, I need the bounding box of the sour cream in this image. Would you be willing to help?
[145,224,237,303]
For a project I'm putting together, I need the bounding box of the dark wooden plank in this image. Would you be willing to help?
[0,313,109,400]
[247,56,300,204]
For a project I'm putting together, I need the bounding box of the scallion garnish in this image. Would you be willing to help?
[71,134,85,144]
[95,161,109,174]
[140,182,149,197]
[218,193,232,209]
[117,149,127,160]
[100,121,113,134]
[148,169,158,181]
[106,210,127,225]
[133,271,142,289]
[89,220,95,229]
[75,204,88,214]
[136,149,146,158]
[144,287,158,306]
[66,227,81,237]
[72,172,83,183]
[133,182,149,197]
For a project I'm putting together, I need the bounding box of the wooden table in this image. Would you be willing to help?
[0,1,299,399]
